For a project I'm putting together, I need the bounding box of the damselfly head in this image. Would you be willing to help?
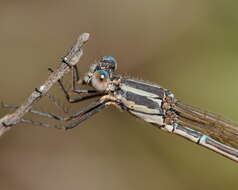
[83,56,117,92]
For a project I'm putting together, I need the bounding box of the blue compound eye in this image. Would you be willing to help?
[101,56,117,64]
[96,70,109,80]
[91,70,110,91]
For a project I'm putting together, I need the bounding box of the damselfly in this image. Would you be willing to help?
[4,56,238,162]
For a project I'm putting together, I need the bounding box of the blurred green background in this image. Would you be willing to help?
[0,0,238,190]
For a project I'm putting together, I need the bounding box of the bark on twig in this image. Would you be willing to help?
[0,33,90,136]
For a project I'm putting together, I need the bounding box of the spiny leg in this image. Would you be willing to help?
[70,65,96,94]
[18,100,108,130]
[48,67,95,95]
[62,56,80,90]
[48,68,101,103]
[20,119,62,129]
[3,67,106,127]
[72,64,79,91]
[2,100,108,123]
[65,101,106,129]
[1,103,66,121]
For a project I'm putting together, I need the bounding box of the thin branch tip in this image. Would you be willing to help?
[80,33,90,41]
[0,32,90,136]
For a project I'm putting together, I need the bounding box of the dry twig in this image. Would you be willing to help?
[0,33,90,136]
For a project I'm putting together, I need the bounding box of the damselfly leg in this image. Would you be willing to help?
[48,68,104,104]
[1,66,108,129]
[2,100,108,130]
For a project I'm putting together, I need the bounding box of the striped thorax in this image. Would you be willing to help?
[83,56,177,128]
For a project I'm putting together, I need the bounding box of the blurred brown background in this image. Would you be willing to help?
[0,0,238,190]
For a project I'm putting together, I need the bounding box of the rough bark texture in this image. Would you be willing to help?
[0,33,90,137]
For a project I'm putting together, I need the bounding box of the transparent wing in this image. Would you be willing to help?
[174,101,238,149]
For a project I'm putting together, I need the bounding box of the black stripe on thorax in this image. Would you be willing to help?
[117,89,163,113]
[121,79,166,98]
[129,108,164,116]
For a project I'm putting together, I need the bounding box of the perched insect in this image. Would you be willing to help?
[4,56,238,162]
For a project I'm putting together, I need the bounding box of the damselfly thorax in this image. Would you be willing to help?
[102,78,173,126]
